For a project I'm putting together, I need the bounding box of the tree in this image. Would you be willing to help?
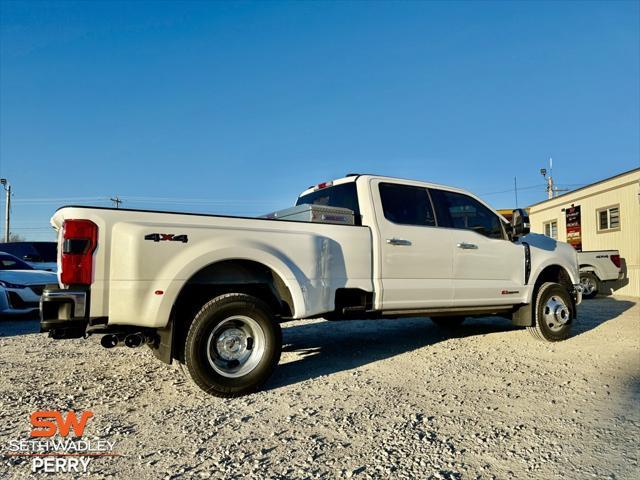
[0,233,26,243]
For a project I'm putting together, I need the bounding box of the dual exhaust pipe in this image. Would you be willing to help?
[100,332,154,349]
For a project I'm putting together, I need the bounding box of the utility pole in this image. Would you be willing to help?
[514,176,519,207]
[110,196,123,209]
[540,157,568,199]
[546,172,554,199]
[1,179,10,243]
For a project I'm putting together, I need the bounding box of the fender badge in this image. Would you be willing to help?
[145,233,188,243]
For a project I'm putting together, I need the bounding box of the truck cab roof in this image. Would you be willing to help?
[298,174,507,222]
[299,174,474,198]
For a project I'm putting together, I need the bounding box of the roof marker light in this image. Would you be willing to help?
[315,181,333,191]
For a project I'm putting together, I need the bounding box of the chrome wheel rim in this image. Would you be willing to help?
[542,295,571,332]
[207,315,266,378]
[580,275,596,296]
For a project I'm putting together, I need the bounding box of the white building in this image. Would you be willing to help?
[529,168,640,298]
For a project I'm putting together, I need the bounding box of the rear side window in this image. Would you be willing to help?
[378,183,436,227]
[430,189,505,239]
[296,182,361,224]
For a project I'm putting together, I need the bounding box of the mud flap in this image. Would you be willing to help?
[511,303,533,327]
[150,321,173,364]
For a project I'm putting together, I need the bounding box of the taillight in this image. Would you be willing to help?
[610,254,621,268]
[61,220,98,285]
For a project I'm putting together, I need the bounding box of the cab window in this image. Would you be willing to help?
[378,183,436,227]
[429,189,505,239]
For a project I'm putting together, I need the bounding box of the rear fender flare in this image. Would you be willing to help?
[156,243,308,328]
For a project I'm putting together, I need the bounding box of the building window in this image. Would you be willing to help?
[597,205,620,232]
[543,220,558,239]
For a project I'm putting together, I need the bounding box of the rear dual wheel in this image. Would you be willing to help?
[183,293,282,397]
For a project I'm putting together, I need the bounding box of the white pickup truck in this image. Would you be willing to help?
[578,251,622,299]
[40,174,582,397]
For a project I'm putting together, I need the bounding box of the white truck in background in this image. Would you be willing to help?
[40,174,583,397]
[578,251,622,298]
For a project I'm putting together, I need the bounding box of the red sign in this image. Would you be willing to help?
[565,205,582,251]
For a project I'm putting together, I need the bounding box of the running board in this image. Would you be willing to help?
[380,305,515,317]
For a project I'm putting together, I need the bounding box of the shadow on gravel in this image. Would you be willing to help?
[572,297,635,335]
[268,297,636,390]
[267,316,518,390]
[0,316,40,338]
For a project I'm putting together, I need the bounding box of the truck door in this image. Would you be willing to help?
[429,188,525,306]
[372,180,454,309]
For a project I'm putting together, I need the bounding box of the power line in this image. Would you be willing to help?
[110,196,123,209]
[478,184,544,196]
[10,196,285,206]
[6,227,55,231]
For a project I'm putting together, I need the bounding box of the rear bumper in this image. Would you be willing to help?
[40,289,89,339]
[40,288,157,344]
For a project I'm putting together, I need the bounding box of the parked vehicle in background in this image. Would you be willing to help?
[0,242,58,272]
[578,250,622,299]
[40,174,583,397]
[0,252,57,316]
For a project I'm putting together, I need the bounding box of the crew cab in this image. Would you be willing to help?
[577,250,622,298]
[40,174,583,397]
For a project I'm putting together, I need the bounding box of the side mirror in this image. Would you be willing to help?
[511,208,530,238]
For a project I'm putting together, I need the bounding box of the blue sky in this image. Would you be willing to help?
[1,0,638,240]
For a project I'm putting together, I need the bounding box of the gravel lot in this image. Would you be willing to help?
[1,297,638,479]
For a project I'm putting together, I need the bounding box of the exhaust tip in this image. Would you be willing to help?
[124,333,143,348]
[100,334,119,349]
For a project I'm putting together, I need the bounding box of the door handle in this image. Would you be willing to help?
[457,242,478,250]
[386,238,412,246]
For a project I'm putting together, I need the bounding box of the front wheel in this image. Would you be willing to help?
[184,293,282,397]
[579,272,599,299]
[528,282,574,342]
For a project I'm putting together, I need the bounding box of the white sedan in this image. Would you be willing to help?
[0,252,57,316]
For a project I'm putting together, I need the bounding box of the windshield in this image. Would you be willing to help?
[0,253,34,270]
[296,182,361,224]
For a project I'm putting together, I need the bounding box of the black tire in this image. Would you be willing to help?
[184,293,282,397]
[527,282,574,342]
[430,316,466,328]
[579,272,599,299]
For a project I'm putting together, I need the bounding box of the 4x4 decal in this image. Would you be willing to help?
[144,233,188,243]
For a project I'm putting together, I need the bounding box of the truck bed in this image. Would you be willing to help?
[50,206,374,327]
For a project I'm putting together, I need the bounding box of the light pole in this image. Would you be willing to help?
[0,179,10,243]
